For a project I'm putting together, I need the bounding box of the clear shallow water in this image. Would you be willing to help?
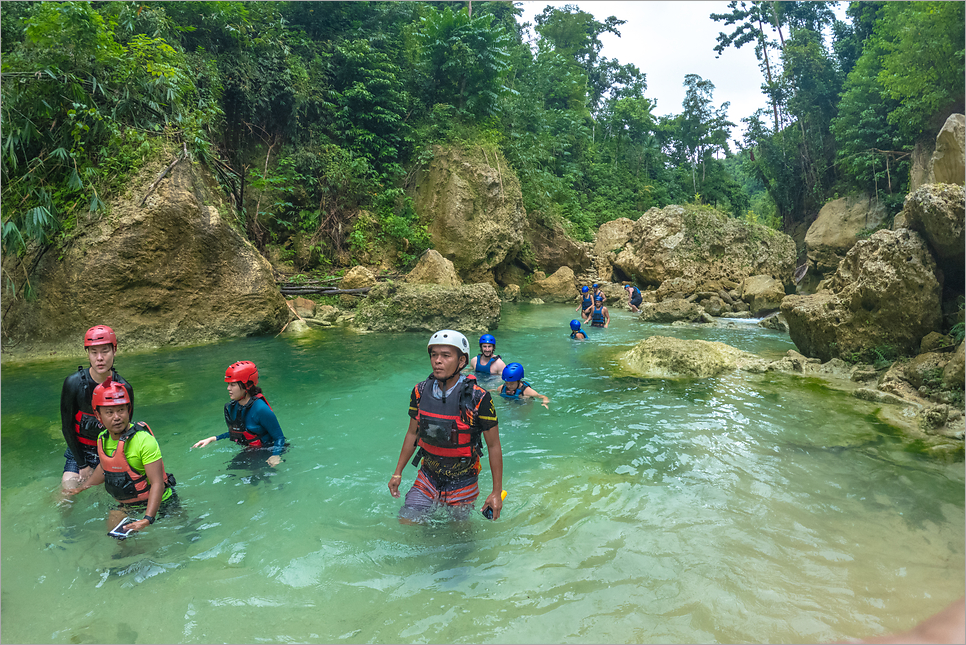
[2,304,963,644]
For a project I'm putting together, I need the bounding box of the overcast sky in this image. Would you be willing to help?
[515,1,842,147]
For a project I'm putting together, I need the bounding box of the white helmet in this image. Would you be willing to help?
[427,329,470,358]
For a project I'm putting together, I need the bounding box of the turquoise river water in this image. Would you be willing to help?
[1,303,963,644]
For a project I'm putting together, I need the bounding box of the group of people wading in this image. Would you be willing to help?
[61,323,560,533]
[63,326,286,534]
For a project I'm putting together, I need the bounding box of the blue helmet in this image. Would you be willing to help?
[595,295,603,302]
[581,286,589,293]
[479,334,496,346]
[570,319,581,331]
[502,362,524,382]
[593,283,599,289]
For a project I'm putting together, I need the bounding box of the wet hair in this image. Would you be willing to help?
[245,383,263,399]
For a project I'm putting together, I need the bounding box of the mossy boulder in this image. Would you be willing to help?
[522,266,577,303]
[412,145,525,283]
[0,158,287,360]
[620,335,756,378]
[607,205,796,292]
[781,228,942,361]
[353,282,500,334]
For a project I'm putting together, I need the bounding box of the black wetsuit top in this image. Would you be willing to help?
[60,367,134,470]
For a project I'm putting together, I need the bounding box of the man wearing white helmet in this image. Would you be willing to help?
[388,330,504,522]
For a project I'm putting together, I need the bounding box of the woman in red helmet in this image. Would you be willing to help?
[59,325,135,490]
[192,361,286,467]
[68,379,175,533]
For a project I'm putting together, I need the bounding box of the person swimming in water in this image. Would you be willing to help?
[498,363,549,409]
[570,319,588,340]
[469,334,507,376]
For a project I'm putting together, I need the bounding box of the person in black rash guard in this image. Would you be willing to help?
[60,325,134,490]
[624,283,644,313]
[192,361,286,468]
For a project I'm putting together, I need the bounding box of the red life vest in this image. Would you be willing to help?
[225,393,273,447]
[413,375,486,460]
[96,422,173,504]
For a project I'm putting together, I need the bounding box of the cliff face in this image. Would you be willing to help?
[1,153,288,361]
[411,144,589,286]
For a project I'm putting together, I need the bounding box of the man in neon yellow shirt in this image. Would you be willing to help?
[69,379,175,534]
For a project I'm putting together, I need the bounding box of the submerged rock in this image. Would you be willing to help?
[352,282,500,334]
[620,335,756,378]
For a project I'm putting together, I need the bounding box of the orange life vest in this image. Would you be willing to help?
[97,422,174,504]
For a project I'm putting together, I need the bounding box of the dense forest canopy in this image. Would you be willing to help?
[2,1,963,272]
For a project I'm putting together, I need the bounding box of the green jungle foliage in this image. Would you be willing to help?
[2,1,963,271]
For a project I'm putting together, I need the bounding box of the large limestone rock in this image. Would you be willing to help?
[805,193,888,277]
[928,113,965,186]
[897,183,965,288]
[522,266,577,303]
[620,335,755,379]
[353,282,500,334]
[781,228,942,361]
[638,299,712,324]
[525,213,591,275]
[608,205,796,293]
[593,217,636,256]
[740,275,786,313]
[0,158,287,359]
[405,249,462,288]
[413,145,526,283]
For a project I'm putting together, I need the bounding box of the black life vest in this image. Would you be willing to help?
[72,367,131,446]
[592,304,606,326]
[97,422,174,504]
[225,393,273,447]
[411,375,487,466]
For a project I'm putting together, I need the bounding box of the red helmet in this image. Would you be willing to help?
[225,361,258,386]
[92,379,132,410]
[84,325,117,349]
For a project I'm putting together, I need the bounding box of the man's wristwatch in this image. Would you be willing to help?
[143,515,156,525]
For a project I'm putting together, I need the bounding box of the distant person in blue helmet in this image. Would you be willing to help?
[469,333,507,376]
[586,295,609,328]
[624,283,643,313]
[570,319,588,340]
[577,285,593,315]
[498,363,549,409]
[591,283,606,305]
